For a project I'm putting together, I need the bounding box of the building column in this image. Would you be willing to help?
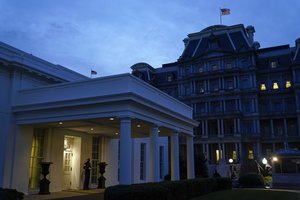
[149,126,159,182]
[284,118,288,138]
[237,118,241,135]
[239,142,243,163]
[186,135,195,179]
[256,142,261,160]
[270,119,274,138]
[220,119,224,136]
[119,117,132,185]
[222,143,226,161]
[298,116,300,136]
[206,144,210,161]
[170,132,180,180]
[205,120,208,136]
[235,142,239,161]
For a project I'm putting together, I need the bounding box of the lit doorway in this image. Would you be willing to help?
[63,135,81,190]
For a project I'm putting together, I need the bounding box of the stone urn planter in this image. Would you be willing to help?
[39,162,53,194]
[98,162,108,189]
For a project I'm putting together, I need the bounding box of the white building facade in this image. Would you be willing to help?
[0,42,198,194]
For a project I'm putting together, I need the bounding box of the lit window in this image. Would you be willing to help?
[167,74,173,82]
[286,81,291,88]
[270,60,277,68]
[260,84,266,91]
[216,150,220,162]
[211,64,218,71]
[232,151,237,160]
[248,150,254,159]
[273,82,279,90]
[198,66,204,73]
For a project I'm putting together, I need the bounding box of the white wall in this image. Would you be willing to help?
[49,128,92,192]
[104,138,119,187]
[11,126,33,194]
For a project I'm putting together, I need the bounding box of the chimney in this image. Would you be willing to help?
[183,37,189,47]
[253,41,260,50]
[246,25,255,46]
[296,37,300,48]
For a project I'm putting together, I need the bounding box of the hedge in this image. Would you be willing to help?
[238,172,265,188]
[104,177,232,200]
[0,188,24,200]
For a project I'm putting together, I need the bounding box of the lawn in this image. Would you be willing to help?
[191,189,300,200]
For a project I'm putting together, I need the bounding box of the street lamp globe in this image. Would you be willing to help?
[229,158,233,164]
[262,158,268,165]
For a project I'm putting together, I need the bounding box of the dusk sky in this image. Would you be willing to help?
[1,0,300,77]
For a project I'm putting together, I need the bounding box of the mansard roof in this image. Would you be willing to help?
[179,24,252,62]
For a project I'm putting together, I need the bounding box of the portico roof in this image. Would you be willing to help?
[12,73,198,136]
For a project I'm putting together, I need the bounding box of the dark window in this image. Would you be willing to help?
[196,81,205,93]
[224,77,234,90]
[159,146,164,179]
[196,103,206,114]
[240,75,250,89]
[211,101,220,113]
[140,143,146,180]
[242,100,252,113]
[210,79,219,91]
[225,100,236,111]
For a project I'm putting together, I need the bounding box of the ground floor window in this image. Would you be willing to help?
[28,129,45,189]
[159,146,164,179]
[91,137,100,184]
[140,143,146,180]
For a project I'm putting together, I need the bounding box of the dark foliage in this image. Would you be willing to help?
[195,153,209,178]
[104,177,232,200]
[0,188,24,200]
[238,173,265,188]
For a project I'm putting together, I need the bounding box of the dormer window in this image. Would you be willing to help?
[273,82,279,90]
[286,81,291,88]
[225,62,233,69]
[260,84,266,91]
[167,73,174,82]
[210,64,218,71]
[270,58,278,68]
[198,66,204,73]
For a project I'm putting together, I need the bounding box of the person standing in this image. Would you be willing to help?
[83,158,92,190]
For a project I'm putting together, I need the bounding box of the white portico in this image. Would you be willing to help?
[7,73,198,192]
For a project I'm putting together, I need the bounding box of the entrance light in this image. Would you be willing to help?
[272,156,278,162]
[262,158,268,165]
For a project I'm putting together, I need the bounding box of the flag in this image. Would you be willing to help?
[220,8,230,15]
[91,70,97,75]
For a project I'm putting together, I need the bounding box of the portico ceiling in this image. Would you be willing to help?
[35,117,174,138]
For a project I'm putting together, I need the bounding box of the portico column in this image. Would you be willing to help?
[149,126,159,182]
[119,117,132,185]
[171,132,180,180]
[186,135,195,179]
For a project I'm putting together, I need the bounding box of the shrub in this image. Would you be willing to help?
[104,177,232,200]
[264,176,272,187]
[0,188,24,200]
[238,173,265,188]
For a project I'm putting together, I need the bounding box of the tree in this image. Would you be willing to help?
[195,153,209,178]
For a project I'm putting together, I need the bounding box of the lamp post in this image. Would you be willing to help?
[228,158,236,180]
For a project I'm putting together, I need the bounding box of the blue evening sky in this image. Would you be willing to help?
[1,0,299,77]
